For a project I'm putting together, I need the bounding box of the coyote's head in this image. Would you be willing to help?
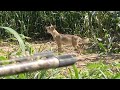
[45,24,56,34]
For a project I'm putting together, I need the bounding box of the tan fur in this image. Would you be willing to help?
[45,24,90,53]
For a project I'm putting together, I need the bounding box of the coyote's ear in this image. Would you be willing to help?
[53,25,56,28]
[45,25,47,28]
[45,26,49,30]
[50,24,53,26]
[45,26,47,29]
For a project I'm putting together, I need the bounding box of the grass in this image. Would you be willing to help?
[0,40,120,79]
[0,11,120,79]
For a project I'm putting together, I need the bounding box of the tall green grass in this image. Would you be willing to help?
[0,11,120,53]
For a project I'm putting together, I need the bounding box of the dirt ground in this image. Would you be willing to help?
[0,41,120,69]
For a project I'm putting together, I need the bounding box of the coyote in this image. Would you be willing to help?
[45,24,90,53]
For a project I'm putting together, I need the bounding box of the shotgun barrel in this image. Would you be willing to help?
[0,54,76,76]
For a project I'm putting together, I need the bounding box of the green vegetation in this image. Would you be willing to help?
[1,61,120,79]
[0,11,120,79]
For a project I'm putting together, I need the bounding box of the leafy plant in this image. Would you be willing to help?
[72,64,81,79]
[0,27,25,54]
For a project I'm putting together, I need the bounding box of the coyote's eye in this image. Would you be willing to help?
[50,26,54,30]
[46,27,50,30]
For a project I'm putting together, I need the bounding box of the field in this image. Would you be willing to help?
[0,39,120,79]
[0,11,120,79]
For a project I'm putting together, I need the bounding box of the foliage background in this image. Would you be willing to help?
[0,11,120,53]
